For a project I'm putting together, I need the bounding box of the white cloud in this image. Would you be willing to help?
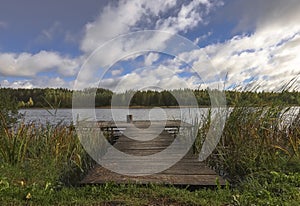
[6,0,299,92]
[74,0,218,90]
[155,0,212,33]
[80,0,215,53]
[229,0,300,34]
[144,52,160,66]
[111,68,123,76]
[1,0,220,89]
[177,1,300,92]
[0,76,73,89]
[194,31,212,44]
[80,0,146,53]
[0,50,79,77]
[100,61,200,92]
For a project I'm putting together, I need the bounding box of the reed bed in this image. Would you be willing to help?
[194,105,300,184]
[0,118,93,187]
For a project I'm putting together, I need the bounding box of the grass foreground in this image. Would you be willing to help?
[1,170,300,205]
[1,105,300,205]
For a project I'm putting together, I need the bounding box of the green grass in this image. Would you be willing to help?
[193,105,300,183]
[0,172,299,205]
[0,105,300,205]
[0,181,233,206]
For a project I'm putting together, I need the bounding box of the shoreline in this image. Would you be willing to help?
[19,105,211,110]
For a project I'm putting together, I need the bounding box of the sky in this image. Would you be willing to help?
[0,0,299,92]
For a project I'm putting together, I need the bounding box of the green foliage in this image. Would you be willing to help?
[193,105,300,184]
[0,108,298,205]
[0,89,19,128]
[236,172,300,205]
[1,171,299,205]
[0,123,30,165]
[0,86,300,204]
[0,121,93,184]
[1,87,299,108]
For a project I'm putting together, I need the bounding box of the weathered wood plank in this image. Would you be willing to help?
[97,120,192,130]
[81,165,224,185]
[80,120,225,186]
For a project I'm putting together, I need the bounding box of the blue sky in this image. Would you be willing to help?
[0,0,299,91]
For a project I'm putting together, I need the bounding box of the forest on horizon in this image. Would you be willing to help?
[0,87,299,108]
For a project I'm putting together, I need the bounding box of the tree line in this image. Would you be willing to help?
[0,87,299,108]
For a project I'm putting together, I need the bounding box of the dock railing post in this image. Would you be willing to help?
[127,115,133,123]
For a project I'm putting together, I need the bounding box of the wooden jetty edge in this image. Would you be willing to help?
[80,119,225,186]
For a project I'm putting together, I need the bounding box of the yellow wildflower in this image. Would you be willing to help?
[25,193,32,200]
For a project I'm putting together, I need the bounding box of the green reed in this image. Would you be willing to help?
[0,116,93,185]
[194,105,300,183]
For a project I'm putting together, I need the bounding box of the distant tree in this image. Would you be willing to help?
[18,101,26,108]
[27,97,34,107]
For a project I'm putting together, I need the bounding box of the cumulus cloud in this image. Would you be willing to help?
[3,0,299,92]
[226,0,300,34]
[111,68,123,76]
[1,0,220,90]
[155,0,212,33]
[99,58,201,92]
[182,32,300,91]
[0,50,79,77]
[75,0,218,90]
[80,0,178,53]
[144,52,160,66]
[176,0,300,91]
[100,68,199,93]
[0,76,73,89]
[80,0,215,53]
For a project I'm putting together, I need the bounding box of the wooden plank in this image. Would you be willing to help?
[118,135,174,144]
[161,169,215,176]
[97,120,192,129]
[80,120,225,186]
[83,175,223,186]
[86,164,215,175]
[81,166,224,185]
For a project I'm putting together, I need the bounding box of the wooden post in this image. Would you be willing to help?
[127,115,133,123]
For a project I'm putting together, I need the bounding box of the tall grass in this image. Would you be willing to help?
[0,116,93,186]
[194,105,300,183]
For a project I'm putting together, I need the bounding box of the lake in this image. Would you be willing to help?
[19,108,210,125]
[19,107,299,126]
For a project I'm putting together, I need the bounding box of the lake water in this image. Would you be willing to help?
[19,108,209,125]
[19,107,299,126]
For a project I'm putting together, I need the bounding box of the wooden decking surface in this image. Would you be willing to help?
[80,120,225,186]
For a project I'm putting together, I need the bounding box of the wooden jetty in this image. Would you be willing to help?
[80,119,225,186]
